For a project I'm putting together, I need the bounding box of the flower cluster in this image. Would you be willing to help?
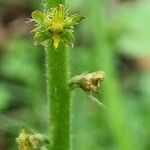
[31,4,84,48]
[70,71,106,109]
[70,71,105,93]
[16,128,48,150]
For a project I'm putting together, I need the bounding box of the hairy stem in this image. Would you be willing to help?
[44,1,71,150]
[45,41,71,150]
[45,0,65,9]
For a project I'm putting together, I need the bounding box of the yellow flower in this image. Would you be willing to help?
[16,128,49,150]
[16,128,32,150]
[52,34,61,48]
[31,4,84,48]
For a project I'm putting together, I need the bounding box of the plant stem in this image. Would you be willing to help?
[45,0,65,9]
[44,1,71,150]
[45,40,71,150]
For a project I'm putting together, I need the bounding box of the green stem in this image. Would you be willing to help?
[45,0,65,9]
[44,1,71,150]
[45,41,71,150]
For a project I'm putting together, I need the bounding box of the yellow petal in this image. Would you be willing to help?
[52,34,61,48]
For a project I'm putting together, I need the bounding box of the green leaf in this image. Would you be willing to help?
[32,10,50,27]
[63,30,75,46]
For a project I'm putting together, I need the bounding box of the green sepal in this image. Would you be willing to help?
[34,31,50,44]
[31,26,43,33]
[53,4,66,20]
[65,14,85,28]
[62,30,75,46]
[32,10,50,27]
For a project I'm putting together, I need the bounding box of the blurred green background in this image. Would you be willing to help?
[0,0,150,149]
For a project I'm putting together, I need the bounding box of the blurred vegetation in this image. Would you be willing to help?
[0,0,150,150]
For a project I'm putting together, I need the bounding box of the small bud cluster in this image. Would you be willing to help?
[16,128,48,150]
[70,71,106,109]
[70,71,105,93]
[31,4,84,48]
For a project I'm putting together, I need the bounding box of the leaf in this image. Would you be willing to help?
[32,10,50,27]
[62,30,75,46]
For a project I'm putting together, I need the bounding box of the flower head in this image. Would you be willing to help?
[16,128,49,150]
[16,128,32,150]
[70,71,106,93]
[31,4,84,48]
[69,71,106,109]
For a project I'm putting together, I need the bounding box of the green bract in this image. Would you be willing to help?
[31,4,84,48]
